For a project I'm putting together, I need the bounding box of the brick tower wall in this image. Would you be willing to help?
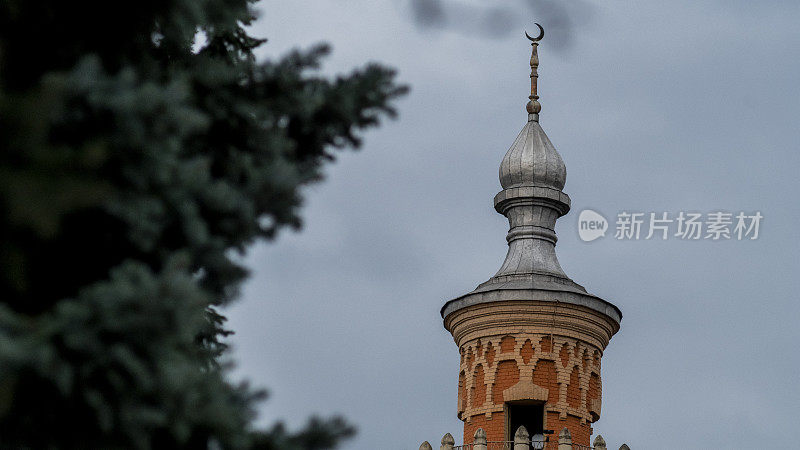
[457,334,603,448]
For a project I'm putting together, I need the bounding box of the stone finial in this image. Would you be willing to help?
[440,433,455,450]
[473,428,488,450]
[514,426,530,450]
[593,435,607,450]
[619,445,630,450]
[558,428,572,450]
[419,441,432,450]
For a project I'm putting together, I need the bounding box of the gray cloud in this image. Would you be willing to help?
[408,0,594,49]
[233,1,800,448]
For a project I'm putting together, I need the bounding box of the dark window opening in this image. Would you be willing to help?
[506,403,545,445]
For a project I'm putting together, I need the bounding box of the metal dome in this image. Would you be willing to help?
[499,114,566,191]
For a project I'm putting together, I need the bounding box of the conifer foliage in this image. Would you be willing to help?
[0,1,406,448]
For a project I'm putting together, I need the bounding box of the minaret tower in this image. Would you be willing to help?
[442,25,622,448]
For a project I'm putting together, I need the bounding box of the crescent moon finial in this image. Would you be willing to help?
[525,23,544,42]
[525,23,544,118]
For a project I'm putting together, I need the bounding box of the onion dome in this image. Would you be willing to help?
[499,119,566,191]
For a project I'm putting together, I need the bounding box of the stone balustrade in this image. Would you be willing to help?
[418,427,630,450]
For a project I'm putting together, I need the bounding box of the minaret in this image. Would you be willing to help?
[442,25,622,448]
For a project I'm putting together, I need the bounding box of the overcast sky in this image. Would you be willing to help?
[224,1,800,448]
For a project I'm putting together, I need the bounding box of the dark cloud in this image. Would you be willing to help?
[408,0,594,50]
[411,0,446,26]
[238,1,800,448]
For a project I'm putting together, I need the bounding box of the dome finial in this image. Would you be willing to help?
[525,23,544,119]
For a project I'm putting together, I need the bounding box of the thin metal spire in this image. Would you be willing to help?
[525,23,544,118]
